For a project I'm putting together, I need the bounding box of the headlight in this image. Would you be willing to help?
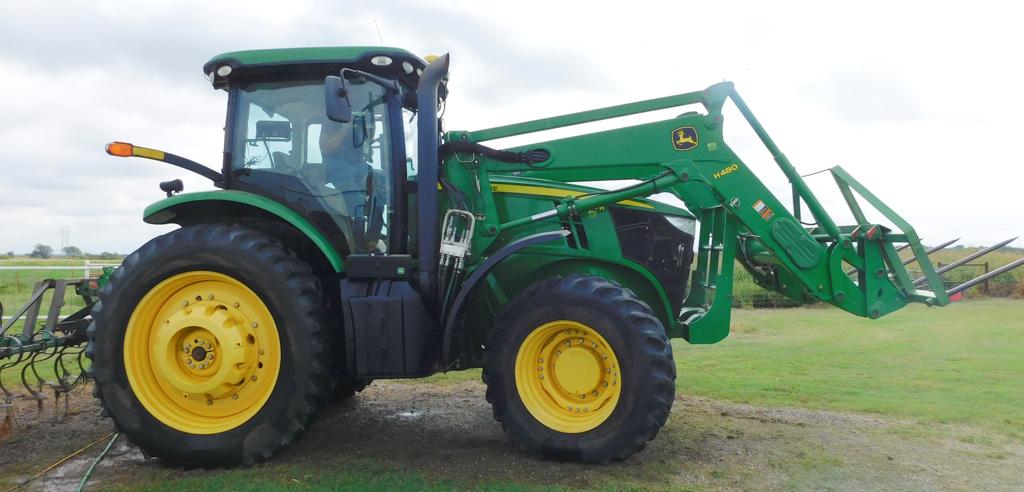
[664,215,695,236]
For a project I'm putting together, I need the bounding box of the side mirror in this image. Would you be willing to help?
[324,75,352,123]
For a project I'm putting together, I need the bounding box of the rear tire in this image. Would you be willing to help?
[86,224,332,467]
[483,274,675,463]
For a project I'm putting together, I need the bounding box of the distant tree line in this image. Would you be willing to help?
[11,243,121,260]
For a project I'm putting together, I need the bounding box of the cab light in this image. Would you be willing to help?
[665,215,696,236]
[370,55,392,66]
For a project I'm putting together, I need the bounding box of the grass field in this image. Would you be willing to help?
[681,299,1024,440]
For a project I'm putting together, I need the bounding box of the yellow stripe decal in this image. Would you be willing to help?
[133,146,166,160]
[490,184,654,209]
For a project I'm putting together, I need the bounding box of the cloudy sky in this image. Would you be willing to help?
[1,0,1021,254]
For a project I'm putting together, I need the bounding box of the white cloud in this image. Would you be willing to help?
[0,0,1020,254]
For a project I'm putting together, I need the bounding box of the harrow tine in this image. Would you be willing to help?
[21,332,60,414]
[912,237,1019,286]
[947,257,1024,296]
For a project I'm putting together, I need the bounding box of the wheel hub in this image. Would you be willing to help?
[538,328,617,413]
[153,300,260,401]
[515,320,621,433]
[124,271,281,434]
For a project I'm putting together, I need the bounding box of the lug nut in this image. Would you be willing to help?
[208,294,215,300]
[232,394,238,400]
[206,400,213,406]
[252,321,259,328]
[233,302,240,308]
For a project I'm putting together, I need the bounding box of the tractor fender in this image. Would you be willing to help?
[143,190,345,272]
[441,230,570,364]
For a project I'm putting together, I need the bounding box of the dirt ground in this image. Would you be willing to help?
[1,381,1022,491]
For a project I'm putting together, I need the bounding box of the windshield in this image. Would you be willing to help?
[231,79,395,254]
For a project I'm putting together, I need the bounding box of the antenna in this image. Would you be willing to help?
[373,19,384,44]
[60,225,70,256]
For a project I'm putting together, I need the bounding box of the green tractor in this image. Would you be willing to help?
[87,47,1022,467]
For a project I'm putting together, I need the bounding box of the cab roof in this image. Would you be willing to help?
[203,46,427,90]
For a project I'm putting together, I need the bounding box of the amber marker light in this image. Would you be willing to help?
[105,141,134,157]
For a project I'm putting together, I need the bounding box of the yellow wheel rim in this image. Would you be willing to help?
[515,320,621,433]
[124,271,281,434]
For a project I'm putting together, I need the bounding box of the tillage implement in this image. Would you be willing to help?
[5,47,1020,466]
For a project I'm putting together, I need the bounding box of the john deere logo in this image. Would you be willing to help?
[671,127,698,151]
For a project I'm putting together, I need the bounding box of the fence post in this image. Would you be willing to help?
[983,261,990,296]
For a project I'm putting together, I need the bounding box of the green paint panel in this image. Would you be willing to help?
[770,218,822,269]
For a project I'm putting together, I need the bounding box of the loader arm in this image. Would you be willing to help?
[442,82,1021,344]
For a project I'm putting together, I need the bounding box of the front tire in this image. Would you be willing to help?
[483,274,676,463]
[86,224,332,467]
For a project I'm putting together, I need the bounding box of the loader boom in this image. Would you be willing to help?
[443,81,1014,344]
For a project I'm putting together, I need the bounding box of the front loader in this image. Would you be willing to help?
[56,47,1020,466]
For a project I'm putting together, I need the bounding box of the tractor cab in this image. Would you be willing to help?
[205,47,431,257]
